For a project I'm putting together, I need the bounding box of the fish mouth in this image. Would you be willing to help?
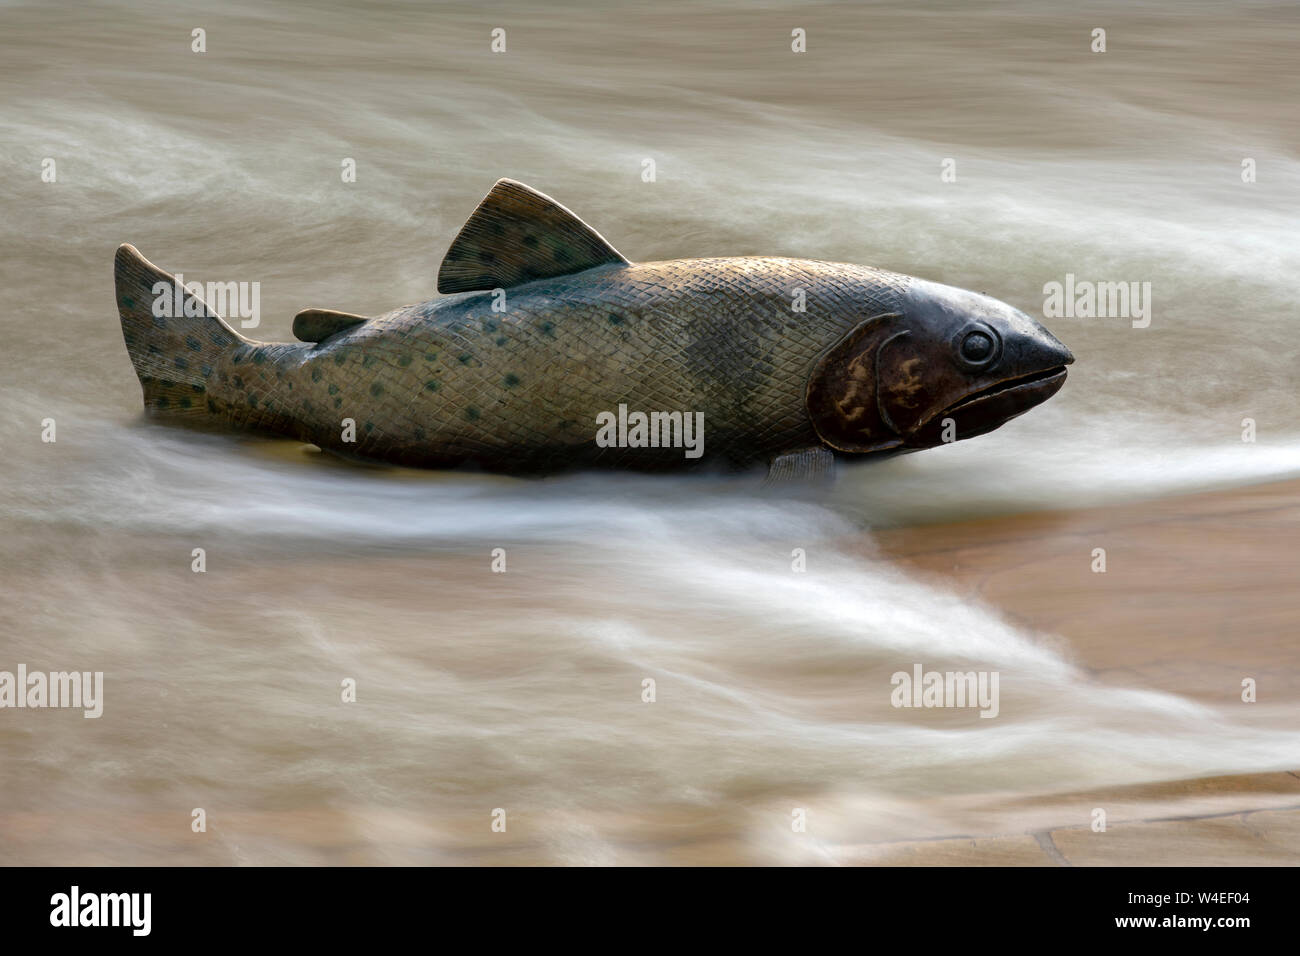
[914,366,1069,441]
[944,365,1068,416]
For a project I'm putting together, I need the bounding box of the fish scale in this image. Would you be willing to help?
[187,257,905,470]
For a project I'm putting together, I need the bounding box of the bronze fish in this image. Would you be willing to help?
[114,179,1073,479]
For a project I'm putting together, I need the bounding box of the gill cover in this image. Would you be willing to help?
[806,313,913,453]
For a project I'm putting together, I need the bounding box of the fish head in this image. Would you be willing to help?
[807,278,1073,454]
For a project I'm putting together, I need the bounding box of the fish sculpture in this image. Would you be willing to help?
[114,179,1073,480]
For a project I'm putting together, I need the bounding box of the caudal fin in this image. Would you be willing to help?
[114,243,250,416]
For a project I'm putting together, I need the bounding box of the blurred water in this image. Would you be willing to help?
[1,0,1298,863]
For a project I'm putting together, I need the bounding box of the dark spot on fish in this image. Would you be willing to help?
[333,397,342,409]
[311,367,322,383]
[185,336,203,352]
[522,234,538,248]
[370,382,384,398]
[253,351,266,365]
[122,296,135,309]
[465,406,481,421]
[424,380,440,392]
[174,356,189,370]
[211,333,232,348]
[490,222,505,237]
[503,373,520,388]
[155,396,170,410]
[364,421,374,433]
[191,383,205,393]
[207,399,218,413]
[607,313,622,325]
[180,397,192,409]
[232,352,242,365]
[398,353,412,367]
[424,352,438,362]
[495,336,507,346]
[247,393,258,409]
[413,426,425,440]
[458,353,473,364]
[232,376,244,390]
[201,365,212,377]
[362,354,376,368]
[327,383,339,395]
[540,321,555,338]
[334,353,346,366]
[147,344,161,355]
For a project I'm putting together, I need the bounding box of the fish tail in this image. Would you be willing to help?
[114,243,250,416]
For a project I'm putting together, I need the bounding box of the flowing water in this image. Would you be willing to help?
[2,0,1298,863]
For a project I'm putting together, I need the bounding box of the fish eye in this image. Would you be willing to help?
[961,332,993,361]
[955,325,1001,369]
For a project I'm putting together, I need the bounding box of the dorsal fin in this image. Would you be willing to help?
[293,308,367,343]
[437,179,628,294]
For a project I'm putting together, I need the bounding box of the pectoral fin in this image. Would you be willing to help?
[764,446,837,485]
[293,309,367,343]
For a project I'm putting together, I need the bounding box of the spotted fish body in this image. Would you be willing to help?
[115,180,1073,476]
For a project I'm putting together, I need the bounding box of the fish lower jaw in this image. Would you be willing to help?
[910,366,1069,441]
